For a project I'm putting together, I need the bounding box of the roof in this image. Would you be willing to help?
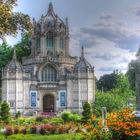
[4,49,22,72]
[75,46,93,72]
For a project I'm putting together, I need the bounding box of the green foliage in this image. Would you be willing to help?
[126,60,135,91]
[14,117,35,126]
[15,111,21,118]
[14,32,31,63]
[0,101,11,123]
[93,91,125,116]
[0,0,32,39]
[96,72,117,92]
[94,72,135,116]
[69,114,81,122]
[6,134,81,140]
[61,111,71,122]
[61,111,80,122]
[0,42,12,87]
[42,118,49,124]
[82,102,92,121]
[50,117,64,125]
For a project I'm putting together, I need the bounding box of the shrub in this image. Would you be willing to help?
[6,127,13,136]
[42,118,49,124]
[57,126,65,134]
[36,116,46,122]
[40,127,46,135]
[50,117,64,125]
[69,114,81,122]
[16,111,21,118]
[82,102,92,121]
[21,128,27,134]
[30,125,37,134]
[14,127,20,134]
[1,101,11,123]
[61,111,71,122]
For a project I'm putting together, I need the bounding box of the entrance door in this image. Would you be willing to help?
[43,95,54,112]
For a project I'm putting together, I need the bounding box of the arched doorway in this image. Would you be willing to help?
[43,95,54,112]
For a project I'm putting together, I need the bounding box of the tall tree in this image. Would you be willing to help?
[1,101,11,123]
[0,42,12,86]
[126,60,135,91]
[14,31,31,63]
[0,0,32,40]
[96,72,117,92]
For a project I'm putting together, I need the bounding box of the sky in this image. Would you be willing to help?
[5,0,140,78]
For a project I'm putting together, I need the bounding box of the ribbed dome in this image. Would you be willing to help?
[75,47,93,72]
[4,49,22,72]
[42,2,64,27]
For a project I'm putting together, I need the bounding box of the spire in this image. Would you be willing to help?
[47,2,54,15]
[81,46,84,58]
[65,17,68,27]
[136,45,140,57]
[13,48,16,60]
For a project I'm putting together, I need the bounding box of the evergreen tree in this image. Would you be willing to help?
[1,101,11,123]
[82,102,92,121]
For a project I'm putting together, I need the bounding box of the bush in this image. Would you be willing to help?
[36,116,46,122]
[14,127,19,134]
[16,111,21,118]
[50,117,64,125]
[6,127,13,136]
[42,118,49,124]
[82,102,92,121]
[69,114,81,122]
[30,125,37,134]
[40,127,46,135]
[61,111,71,122]
[1,101,11,123]
[21,128,27,134]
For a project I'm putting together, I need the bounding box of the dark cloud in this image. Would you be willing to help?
[92,53,119,61]
[80,24,140,52]
[99,67,116,72]
[99,14,113,20]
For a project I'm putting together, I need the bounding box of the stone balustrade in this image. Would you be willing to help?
[22,56,77,65]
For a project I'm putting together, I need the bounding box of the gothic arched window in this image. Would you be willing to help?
[46,32,53,48]
[60,38,64,48]
[41,65,57,82]
[36,38,40,49]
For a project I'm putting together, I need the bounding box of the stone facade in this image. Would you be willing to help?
[2,3,95,114]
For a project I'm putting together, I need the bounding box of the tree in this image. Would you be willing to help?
[0,42,12,87]
[126,60,135,91]
[0,101,11,123]
[93,90,125,116]
[14,31,31,63]
[96,72,117,92]
[82,102,92,121]
[0,0,32,39]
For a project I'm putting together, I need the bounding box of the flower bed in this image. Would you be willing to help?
[80,108,140,140]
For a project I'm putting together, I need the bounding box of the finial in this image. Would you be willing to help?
[13,48,16,59]
[66,17,68,26]
[136,45,140,57]
[48,2,54,15]
[81,46,84,58]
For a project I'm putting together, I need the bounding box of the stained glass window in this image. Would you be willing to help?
[31,92,36,107]
[36,39,40,48]
[46,32,53,48]
[41,65,57,82]
[60,38,64,48]
[60,92,65,106]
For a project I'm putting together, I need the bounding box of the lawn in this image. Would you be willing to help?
[0,134,81,140]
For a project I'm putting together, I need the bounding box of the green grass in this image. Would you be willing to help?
[0,134,81,140]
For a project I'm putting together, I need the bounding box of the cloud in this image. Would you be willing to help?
[69,13,137,78]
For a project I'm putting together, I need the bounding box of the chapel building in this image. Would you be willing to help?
[2,3,95,114]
